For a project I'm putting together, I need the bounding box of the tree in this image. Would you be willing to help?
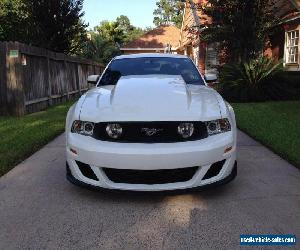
[84,16,146,64]
[25,0,88,54]
[153,0,184,28]
[116,15,144,43]
[197,0,279,63]
[116,15,132,34]
[0,0,29,42]
[94,16,145,46]
[82,33,120,64]
[84,18,126,64]
[0,0,88,54]
[95,20,125,45]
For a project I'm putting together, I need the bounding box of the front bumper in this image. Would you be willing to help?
[66,131,237,191]
[66,161,237,192]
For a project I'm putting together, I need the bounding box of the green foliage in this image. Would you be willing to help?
[219,56,299,102]
[0,101,74,177]
[0,0,88,54]
[0,0,29,42]
[153,0,184,28]
[82,33,120,64]
[83,15,145,64]
[26,0,88,54]
[116,15,145,43]
[232,101,300,168]
[94,15,145,46]
[95,20,125,45]
[200,0,279,62]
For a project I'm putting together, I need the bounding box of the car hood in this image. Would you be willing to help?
[79,75,222,122]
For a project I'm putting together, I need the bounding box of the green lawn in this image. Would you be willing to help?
[0,101,75,176]
[232,101,300,168]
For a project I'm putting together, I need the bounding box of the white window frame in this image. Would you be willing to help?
[285,30,299,64]
[205,42,219,74]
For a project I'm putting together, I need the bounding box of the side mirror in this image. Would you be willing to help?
[87,75,100,85]
[204,73,218,85]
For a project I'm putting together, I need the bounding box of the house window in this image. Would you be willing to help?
[205,43,219,74]
[286,30,299,64]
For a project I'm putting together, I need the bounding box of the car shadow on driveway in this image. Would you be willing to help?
[66,173,235,203]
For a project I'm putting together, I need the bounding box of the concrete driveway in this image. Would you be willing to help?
[0,131,299,250]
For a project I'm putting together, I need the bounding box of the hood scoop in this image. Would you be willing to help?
[79,75,222,122]
[110,75,191,110]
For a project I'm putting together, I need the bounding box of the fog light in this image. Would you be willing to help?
[177,123,194,138]
[207,121,218,132]
[106,123,123,139]
[84,122,94,135]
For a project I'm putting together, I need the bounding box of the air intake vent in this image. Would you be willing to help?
[202,160,226,180]
[76,161,98,181]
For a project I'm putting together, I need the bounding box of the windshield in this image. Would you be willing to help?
[99,57,205,86]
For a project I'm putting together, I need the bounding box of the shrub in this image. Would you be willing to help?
[273,71,300,100]
[218,56,299,102]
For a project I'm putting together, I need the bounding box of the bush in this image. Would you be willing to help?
[218,56,300,102]
[274,71,300,99]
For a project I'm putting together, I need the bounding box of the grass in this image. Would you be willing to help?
[0,101,75,176]
[232,101,300,168]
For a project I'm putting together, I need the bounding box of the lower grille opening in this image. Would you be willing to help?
[202,160,226,180]
[103,167,198,184]
[76,161,98,181]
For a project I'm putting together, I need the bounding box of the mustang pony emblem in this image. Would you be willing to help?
[141,128,163,136]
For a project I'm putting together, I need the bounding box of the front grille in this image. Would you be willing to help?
[103,167,198,184]
[93,121,208,143]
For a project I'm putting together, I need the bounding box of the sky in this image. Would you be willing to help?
[82,0,157,30]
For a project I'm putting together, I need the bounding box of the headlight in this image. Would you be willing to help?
[71,120,94,136]
[206,118,231,136]
[106,123,123,139]
[177,123,194,138]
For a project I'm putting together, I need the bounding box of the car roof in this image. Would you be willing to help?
[114,53,189,60]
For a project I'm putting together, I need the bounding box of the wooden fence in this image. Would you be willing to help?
[0,41,105,116]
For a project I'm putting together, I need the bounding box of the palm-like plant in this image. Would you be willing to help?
[82,33,120,64]
[219,56,286,102]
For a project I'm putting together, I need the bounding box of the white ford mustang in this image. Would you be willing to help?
[66,53,237,191]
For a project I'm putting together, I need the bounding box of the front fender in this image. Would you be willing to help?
[225,102,237,147]
[66,103,77,134]
[65,94,87,132]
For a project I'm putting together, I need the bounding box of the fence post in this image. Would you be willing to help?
[6,42,25,116]
[76,63,81,95]
[0,42,7,115]
[46,52,52,107]
[64,58,69,100]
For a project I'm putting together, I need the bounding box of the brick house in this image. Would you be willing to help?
[120,25,180,54]
[177,0,300,74]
